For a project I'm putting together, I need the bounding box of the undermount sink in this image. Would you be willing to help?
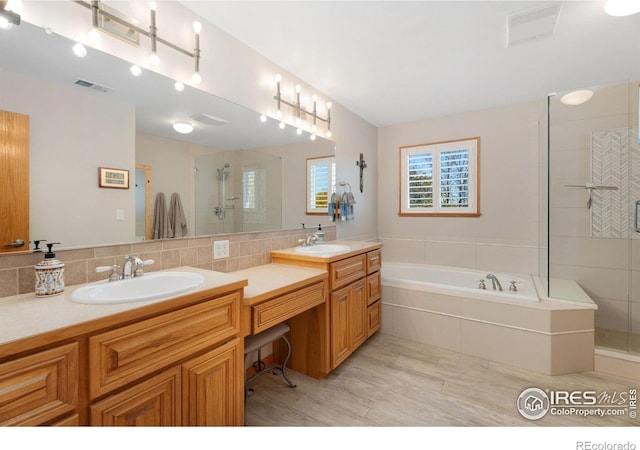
[294,244,352,256]
[71,271,205,305]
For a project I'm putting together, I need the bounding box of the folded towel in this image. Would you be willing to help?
[152,193,169,239]
[168,192,188,238]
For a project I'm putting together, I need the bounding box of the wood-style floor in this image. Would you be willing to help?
[245,332,638,427]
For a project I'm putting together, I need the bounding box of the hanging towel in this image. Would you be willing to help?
[328,192,336,221]
[152,193,169,239]
[168,192,188,238]
[345,191,356,220]
[340,193,348,221]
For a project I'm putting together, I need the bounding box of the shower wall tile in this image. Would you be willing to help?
[593,297,630,332]
[550,236,629,270]
[475,244,538,275]
[549,264,629,302]
[549,207,591,237]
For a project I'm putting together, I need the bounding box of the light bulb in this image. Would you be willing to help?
[274,74,282,83]
[312,94,318,102]
[279,122,286,130]
[130,65,142,77]
[193,21,202,34]
[72,42,87,58]
[259,115,267,123]
[192,72,202,84]
[296,128,303,135]
[310,134,317,141]
[604,0,640,16]
[295,84,302,93]
[173,121,193,134]
[88,27,101,43]
[326,101,333,110]
[149,52,160,66]
[326,130,332,138]
[174,81,185,92]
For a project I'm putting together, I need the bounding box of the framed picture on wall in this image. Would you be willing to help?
[99,167,129,189]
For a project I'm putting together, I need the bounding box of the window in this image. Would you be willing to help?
[399,137,480,216]
[307,155,336,215]
[242,170,256,209]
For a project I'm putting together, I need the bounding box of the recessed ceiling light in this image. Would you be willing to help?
[560,90,594,106]
[130,65,142,77]
[172,121,193,134]
[174,81,185,92]
[72,42,87,58]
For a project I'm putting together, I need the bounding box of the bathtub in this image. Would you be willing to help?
[381,262,539,303]
[379,262,596,375]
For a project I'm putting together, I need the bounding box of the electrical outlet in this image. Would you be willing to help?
[213,239,229,259]
[116,209,124,220]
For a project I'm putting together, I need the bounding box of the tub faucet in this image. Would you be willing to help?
[486,274,503,291]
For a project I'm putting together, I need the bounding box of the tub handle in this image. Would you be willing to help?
[509,280,522,292]
[475,279,486,290]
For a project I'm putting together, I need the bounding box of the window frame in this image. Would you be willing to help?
[399,137,481,217]
[306,155,336,215]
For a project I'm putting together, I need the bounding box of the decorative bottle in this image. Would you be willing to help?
[34,243,65,297]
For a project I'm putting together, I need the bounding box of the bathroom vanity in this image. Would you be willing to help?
[270,241,382,370]
[0,268,247,426]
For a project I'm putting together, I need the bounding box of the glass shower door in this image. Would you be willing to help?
[548,80,637,355]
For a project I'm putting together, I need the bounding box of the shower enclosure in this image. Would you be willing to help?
[547,80,639,356]
[193,150,282,235]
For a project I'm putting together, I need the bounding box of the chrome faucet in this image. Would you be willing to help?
[298,233,318,247]
[485,274,503,291]
[95,256,154,281]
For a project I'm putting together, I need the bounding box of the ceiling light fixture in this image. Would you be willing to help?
[560,89,594,106]
[74,1,202,81]
[130,64,142,77]
[604,0,640,16]
[172,121,194,134]
[72,42,87,57]
[273,74,332,138]
[174,81,185,92]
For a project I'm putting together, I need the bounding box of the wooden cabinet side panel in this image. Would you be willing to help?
[182,338,243,426]
[89,293,239,399]
[0,343,78,426]
[90,366,181,426]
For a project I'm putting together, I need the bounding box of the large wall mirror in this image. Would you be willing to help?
[0,21,335,250]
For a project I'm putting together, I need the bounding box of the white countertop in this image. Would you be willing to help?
[0,267,247,348]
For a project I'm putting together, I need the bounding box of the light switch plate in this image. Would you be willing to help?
[116,209,124,220]
[213,240,229,259]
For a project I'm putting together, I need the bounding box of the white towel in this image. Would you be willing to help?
[168,192,188,238]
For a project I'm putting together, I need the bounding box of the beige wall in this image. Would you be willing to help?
[377,101,543,276]
[0,68,136,248]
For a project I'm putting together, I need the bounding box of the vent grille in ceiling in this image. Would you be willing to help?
[74,79,113,93]
[190,113,229,126]
[507,2,562,47]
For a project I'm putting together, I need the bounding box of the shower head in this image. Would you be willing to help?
[217,163,231,181]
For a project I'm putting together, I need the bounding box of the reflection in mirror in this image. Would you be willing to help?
[0,21,335,249]
[306,156,336,215]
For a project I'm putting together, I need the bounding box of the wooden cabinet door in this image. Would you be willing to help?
[350,278,367,351]
[90,366,181,426]
[367,302,381,337]
[0,110,29,253]
[330,285,351,369]
[182,338,243,426]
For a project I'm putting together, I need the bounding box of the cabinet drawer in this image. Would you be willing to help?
[89,293,239,399]
[253,282,326,334]
[367,301,381,337]
[0,343,78,426]
[330,254,366,290]
[366,272,381,306]
[366,249,382,274]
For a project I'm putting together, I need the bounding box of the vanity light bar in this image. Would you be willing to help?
[74,0,202,81]
[273,74,332,137]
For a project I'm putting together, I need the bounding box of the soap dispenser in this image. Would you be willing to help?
[34,243,65,297]
[316,224,325,244]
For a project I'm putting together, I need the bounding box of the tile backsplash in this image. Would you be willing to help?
[0,227,336,299]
